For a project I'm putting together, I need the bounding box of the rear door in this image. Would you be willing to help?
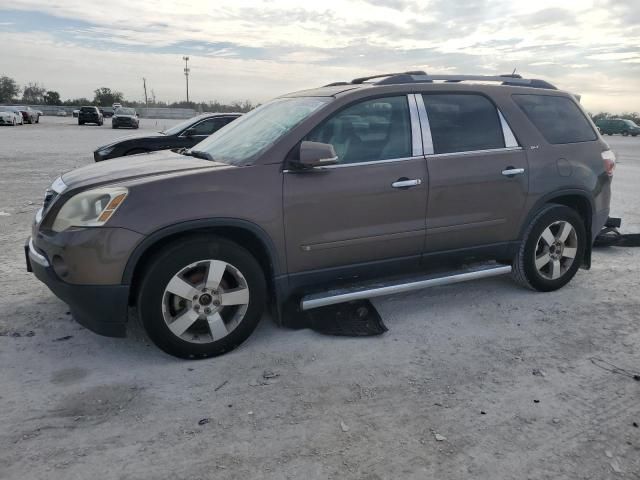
[419,93,529,253]
[283,94,428,274]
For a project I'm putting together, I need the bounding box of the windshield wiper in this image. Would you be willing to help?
[185,149,213,160]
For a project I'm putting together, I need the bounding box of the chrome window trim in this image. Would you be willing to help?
[413,94,434,155]
[499,110,519,148]
[283,156,421,172]
[407,94,423,157]
[427,146,523,159]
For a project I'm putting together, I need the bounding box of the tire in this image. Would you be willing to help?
[512,204,586,292]
[622,131,629,137]
[79,121,84,125]
[632,133,638,137]
[112,123,118,129]
[137,235,267,359]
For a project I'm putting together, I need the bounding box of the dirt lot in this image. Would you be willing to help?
[1,117,639,480]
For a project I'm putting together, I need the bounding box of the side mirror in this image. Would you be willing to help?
[298,141,338,168]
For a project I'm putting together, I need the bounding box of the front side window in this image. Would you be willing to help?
[305,96,412,164]
[422,94,505,154]
[190,117,229,136]
[512,94,596,144]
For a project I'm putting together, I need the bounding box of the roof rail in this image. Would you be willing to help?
[351,71,427,84]
[330,72,557,90]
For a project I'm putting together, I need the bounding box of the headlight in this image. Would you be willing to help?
[52,187,128,232]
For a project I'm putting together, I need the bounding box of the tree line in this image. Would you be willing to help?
[2,73,638,120]
[0,74,256,113]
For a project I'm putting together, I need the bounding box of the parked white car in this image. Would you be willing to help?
[57,110,69,117]
[0,107,23,126]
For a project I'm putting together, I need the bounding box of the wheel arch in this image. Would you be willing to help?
[520,189,594,268]
[123,219,283,306]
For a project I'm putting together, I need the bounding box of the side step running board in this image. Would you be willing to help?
[300,264,512,311]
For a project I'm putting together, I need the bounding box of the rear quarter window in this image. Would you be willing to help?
[512,94,596,144]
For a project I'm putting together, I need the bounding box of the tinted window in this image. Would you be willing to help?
[306,96,412,164]
[190,117,231,135]
[80,107,95,112]
[513,94,596,144]
[422,94,504,154]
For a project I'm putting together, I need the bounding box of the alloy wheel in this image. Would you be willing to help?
[534,220,578,280]
[162,259,250,344]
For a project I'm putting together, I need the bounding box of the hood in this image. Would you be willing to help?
[62,150,227,190]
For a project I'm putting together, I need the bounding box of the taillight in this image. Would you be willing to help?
[602,150,616,177]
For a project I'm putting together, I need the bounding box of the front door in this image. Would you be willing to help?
[283,95,428,274]
[420,93,529,253]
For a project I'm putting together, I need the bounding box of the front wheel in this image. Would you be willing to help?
[622,131,629,137]
[512,204,586,292]
[137,236,266,359]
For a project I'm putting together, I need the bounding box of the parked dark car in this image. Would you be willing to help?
[595,118,640,136]
[93,113,240,161]
[78,106,104,126]
[27,72,615,359]
[112,107,140,129]
[13,106,39,124]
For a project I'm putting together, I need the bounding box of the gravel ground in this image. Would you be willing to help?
[1,117,639,480]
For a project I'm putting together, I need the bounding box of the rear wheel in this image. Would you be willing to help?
[137,236,266,359]
[512,204,586,292]
[622,131,629,137]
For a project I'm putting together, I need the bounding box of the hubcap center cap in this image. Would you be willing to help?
[198,293,213,306]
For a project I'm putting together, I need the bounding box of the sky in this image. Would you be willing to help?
[0,0,639,113]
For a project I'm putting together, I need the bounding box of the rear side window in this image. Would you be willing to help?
[512,94,596,144]
[422,94,505,154]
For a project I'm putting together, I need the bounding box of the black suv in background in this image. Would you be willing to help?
[94,113,240,161]
[78,106,104,126]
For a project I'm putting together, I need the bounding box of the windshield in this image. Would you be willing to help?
[624,119,639,127]
[116,108,135,116]
[190,97,330,165]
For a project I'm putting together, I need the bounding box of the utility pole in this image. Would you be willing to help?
[183,56,190,104]
[142,77,148,106]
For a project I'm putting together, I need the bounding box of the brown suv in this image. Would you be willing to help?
[26,72,615,358]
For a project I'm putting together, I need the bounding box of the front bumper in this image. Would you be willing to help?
[26,237,129,337]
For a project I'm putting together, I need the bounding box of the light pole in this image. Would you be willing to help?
[183,56,190,104]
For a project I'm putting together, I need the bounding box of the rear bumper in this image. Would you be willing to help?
[26,237,129,338]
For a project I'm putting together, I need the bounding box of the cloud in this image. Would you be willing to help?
[0,0,639,112]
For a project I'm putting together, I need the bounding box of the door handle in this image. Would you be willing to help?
[392,179,422,189]
[501,167,525,177]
